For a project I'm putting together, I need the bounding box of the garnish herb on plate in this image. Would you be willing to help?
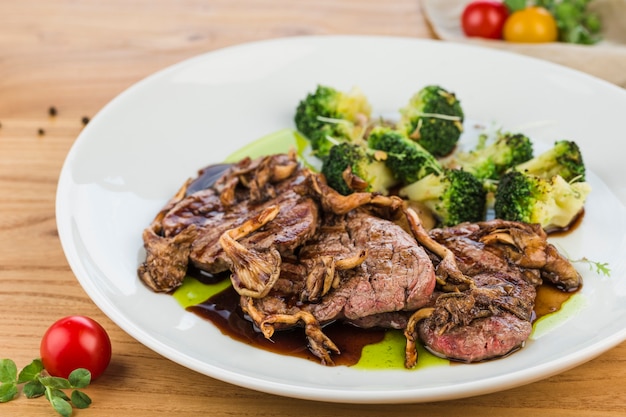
[0,358,92,417]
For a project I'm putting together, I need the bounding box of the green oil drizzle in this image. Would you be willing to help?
[225,128,322,171]
[530,292,586,340]
[172,276,232,309]
[355,329,449,370]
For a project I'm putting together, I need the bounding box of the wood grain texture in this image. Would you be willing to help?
[0,1,624,416]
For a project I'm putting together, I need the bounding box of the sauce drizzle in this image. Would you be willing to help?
[188,285,386,366]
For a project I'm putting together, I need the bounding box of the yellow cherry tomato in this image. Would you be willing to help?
[503,7,558,43]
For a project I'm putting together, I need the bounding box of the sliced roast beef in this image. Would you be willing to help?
[138,151,403,293]
[429,219,582,291]
[417,271,535,362]
[419,313,532,363]
[138,152,320,291]
[404,217,579,366]
[239,209,436,364]
[300,210,436,321]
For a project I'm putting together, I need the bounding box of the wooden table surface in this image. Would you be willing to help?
[1,1,624,416]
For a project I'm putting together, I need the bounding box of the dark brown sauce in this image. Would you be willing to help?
[185,163,232,196]
[533,283,579,321]
[188,285,386,366]
[181,161,387,366]
[186,279,577,367]
[186,265,228,285]
[531,209,584,320]
[545,209,584,237]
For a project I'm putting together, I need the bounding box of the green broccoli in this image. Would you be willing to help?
[321,142,397,196]
[399,168,487,227]
[453,132,534,180]
[494,170,591,231]
[367,126,442,185]
[513,140,585,183]
[294,85,371,159]
[397,85,464,157]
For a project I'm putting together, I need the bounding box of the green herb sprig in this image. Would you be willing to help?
[572,257,611,277]
[0,358,91,417]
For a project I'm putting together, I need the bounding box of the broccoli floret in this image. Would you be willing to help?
[367,126,442,185]
[321,142,397,195]
[294,85,371,158]
[454,132,534,180]
[397,85,464,157]
[513,140,585,182]
[494,170,591,231]
[399,168,487,226]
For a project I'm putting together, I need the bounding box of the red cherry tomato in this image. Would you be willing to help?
[461,0,509,40]
[40,316,112,380]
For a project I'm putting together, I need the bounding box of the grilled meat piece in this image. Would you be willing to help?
[138,152,320,292]
[416,272,535,363]
[418,312,532,363]
[429,219,582,291]
[161,156,320,275]
[404,215,579,366]
[301,210,436,321]
[139,151,403,293]
[240,209,436,365]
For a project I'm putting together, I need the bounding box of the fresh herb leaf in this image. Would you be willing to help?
[40,376,72,390]
[68,369,91,389]
[50,396,73,417]
[71,390,92,409]
[17,359,44,384]
[572,257,611,276]
[22,380,45,398]
[1,359,93,416]
[0,359,18,384]
[0,359,19,403]
[0,383,18,403]
[48,388,71,402]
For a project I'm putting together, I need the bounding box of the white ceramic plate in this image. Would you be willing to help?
[56,35,626,404]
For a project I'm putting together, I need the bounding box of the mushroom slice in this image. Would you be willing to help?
[479,223,582,291]
[302,255,336,302]
[138,224,198,292]
[302,249,368,302]
[405,208,474,291]
[480,227,548,268]
[335,249,368,270]
[309,172,404,216]
[214,151,299,206]
[219,205,282,298]
[262,311,340,365]
[403,307,434,369]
